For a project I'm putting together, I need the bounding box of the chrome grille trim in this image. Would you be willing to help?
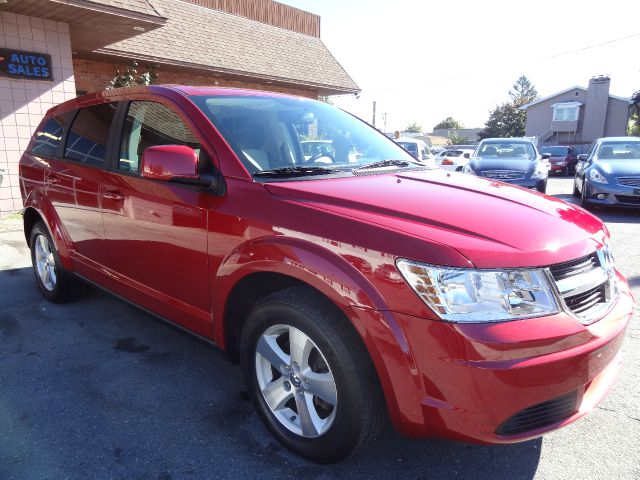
[548,249,616,325]
[481,169,525,180]
[617,176,640,187]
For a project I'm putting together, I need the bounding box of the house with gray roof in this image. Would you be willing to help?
[520,76,630,148]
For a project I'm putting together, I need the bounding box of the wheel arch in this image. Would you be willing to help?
[22,192,73,270]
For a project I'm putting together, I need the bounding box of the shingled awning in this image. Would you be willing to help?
[93,0,360,95]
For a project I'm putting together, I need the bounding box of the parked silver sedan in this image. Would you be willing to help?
[573,137,640,208]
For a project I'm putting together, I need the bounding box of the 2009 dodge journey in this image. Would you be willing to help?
[19,85,633,463]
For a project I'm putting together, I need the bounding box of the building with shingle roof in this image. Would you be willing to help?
[0,0,359,214]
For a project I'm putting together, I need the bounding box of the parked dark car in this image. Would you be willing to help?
[539,145,578,176]
[464,138,550,193]
[573,137,640,208]
[19,86,633,463]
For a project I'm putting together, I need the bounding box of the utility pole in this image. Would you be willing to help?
[372,101,376,128]
[381,112,388,133]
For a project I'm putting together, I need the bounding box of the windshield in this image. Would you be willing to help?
[539,146,568,156]
[596,142,640,160]
[190,95,422,176]
[476,142,536,160]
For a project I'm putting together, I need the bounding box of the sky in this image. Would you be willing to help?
[279,0,640,133]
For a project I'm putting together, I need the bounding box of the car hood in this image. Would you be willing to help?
[469,158,536,172]
[265,169,606,268]
[594,160,640,177]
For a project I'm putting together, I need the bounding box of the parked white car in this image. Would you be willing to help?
[394,137,436,167]
[436,148,475,171]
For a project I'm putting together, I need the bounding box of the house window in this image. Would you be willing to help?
[553,102,580,122]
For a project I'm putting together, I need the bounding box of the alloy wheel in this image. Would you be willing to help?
[34,234,57,291]
[254,324,337,438]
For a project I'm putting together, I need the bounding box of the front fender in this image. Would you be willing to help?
[212,236,389,328]
[212,236,423,432]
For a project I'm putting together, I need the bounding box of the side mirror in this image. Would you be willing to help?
[463,153,470,159]
[577,154,588,162]
[541,153,551,160]
[141,145,221,190]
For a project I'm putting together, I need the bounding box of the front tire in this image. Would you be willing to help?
[537,180,547,194]
[29,221,83,302]
[240,287,385,463]
[580,180,591,209]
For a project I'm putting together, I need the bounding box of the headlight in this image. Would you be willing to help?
[531,163,548,179]
[396,260,559,322]
[589,168,608,184]
[463,163,475,175]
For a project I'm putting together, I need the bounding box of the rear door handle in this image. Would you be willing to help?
[103,189,124,201]
[45,173,61,184]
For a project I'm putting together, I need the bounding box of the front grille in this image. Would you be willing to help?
[548,252,599,281]
[614,195,640,205]
[496,391,578,436]
[564,284,606,315]
[617,176,640,187]
[548,250,614,324]
[481,169,525,180]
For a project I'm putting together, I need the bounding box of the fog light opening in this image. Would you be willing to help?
[597,194,606,200]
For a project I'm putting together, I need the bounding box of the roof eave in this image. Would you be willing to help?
[51,0,167,24]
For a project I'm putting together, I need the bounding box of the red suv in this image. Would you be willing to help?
[19,86,633,463]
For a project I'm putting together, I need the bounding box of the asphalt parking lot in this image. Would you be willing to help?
[1,177,639,480]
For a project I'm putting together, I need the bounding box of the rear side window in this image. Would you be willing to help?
[65,103,117,166]
[119,101,201,173]
[31,111,74,158]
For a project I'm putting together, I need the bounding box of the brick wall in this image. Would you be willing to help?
[72,58,319,99]
[0,12,76,216]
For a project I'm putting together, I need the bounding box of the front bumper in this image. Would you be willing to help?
[583,180,640,207]
[354,271,633,443]
[480,176,547,191]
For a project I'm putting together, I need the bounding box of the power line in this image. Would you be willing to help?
[361,32,640,95]
[542,31,640,59]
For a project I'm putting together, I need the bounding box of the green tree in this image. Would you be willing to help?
[479,102,527,139]
[479,76,539,139]
[628,89,640,136]
[108,61,158,89]
[434,117,464,130]
[405,122,422,133]
[448,132,470,145]
[509,75,538,107]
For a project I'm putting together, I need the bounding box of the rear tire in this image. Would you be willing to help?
[29,221,83,302]
[240,286,385,464]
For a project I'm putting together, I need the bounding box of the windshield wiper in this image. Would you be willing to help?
[352,159,413,171]
[253,166,340,178]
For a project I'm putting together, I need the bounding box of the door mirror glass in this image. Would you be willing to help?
[141,145,199,181]
[540,153,551,160]
[577,154,588,162]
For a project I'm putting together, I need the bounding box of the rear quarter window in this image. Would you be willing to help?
[31,111,75,158]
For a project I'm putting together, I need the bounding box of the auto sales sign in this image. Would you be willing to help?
[0,49,52,81]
